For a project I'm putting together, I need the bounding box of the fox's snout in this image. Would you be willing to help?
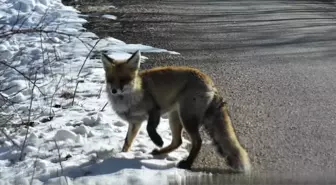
[109,81,127,94]
[111,88,117,94]
[106,81,134,96]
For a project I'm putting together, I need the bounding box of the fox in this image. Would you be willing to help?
[101,50,251,173]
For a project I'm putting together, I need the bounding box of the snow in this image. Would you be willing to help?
[0,0,205,184]
[53,129,78,142]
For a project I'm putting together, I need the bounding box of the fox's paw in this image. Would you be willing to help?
[121,145,129,153]
[150,149,161,155]
[177,160,191,170]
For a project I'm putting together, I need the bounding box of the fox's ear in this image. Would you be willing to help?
[101,53,115,70]
[127,50,141,69]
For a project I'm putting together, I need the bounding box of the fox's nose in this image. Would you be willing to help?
[111,89,117,94]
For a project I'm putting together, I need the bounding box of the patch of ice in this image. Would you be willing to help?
[102,14,117,20]
[107,5,116,9]
[98,40,180,57]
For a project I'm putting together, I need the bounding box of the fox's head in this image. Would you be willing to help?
[101,50,142,95]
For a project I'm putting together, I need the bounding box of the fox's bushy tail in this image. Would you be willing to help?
[203,94,251,173]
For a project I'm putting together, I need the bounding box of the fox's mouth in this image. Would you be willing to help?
[118,95,124,100]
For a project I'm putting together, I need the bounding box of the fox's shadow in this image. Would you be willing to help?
[80,157,144,176]
[38,150,237,183]
[38,155,178,182]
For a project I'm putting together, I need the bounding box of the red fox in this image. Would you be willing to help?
[102,50,251,173]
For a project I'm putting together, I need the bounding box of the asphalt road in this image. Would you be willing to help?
[76,0,336,182]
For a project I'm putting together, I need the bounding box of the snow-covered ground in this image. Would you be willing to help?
[0,0,206,184]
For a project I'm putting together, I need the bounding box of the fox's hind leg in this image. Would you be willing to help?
[175,93,210,170]
[176,114,202,170]
[151,111,183,155]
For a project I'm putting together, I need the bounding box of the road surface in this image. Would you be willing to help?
[76,0,336,183]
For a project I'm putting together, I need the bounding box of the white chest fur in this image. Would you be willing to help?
[106,85,147,121]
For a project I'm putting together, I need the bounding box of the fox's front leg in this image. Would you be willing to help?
[147,108,164,147]
[121,122,142,152]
